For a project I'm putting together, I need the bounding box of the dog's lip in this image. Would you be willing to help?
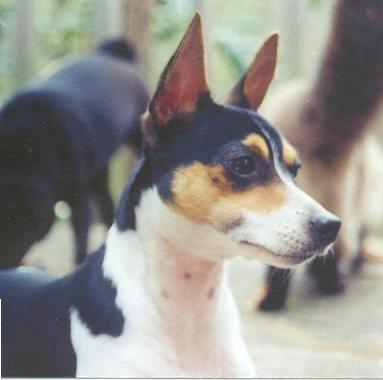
[239,239,323,263]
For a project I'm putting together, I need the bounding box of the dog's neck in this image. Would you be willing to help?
[100,188,249,375]
[103,188,238,358]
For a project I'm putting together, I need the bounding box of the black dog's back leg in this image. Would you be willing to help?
[70,194,90,264]
[257,266,291,311]
[92,168,115,227]
[308,246,345,294]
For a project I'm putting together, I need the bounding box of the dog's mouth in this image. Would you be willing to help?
[239,239,328,266]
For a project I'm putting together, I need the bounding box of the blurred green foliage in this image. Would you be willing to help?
[0,0,334,102]
[0,0,14,98]
[0,0,10,44]
[150,0,333,99]
[34,0,94,68]
[152,0,193,40]
[0,0,94,102]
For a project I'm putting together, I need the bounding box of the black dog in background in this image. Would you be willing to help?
[0,39,148,267]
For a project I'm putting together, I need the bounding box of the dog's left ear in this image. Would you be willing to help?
[149,13,208,126]
[227,33,278,110]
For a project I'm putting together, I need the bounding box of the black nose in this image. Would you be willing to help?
[310,216,341,243]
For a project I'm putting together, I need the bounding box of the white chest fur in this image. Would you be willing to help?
[70,189,255,377]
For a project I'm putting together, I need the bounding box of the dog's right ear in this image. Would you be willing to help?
[142,13,209,146]
[226,33,278,110]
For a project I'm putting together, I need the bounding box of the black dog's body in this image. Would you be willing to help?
[0,40,148,266]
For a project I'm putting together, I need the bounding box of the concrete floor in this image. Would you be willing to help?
[229,256,383,378]
[24,221,383,378]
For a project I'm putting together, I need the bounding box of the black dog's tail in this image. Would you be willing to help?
[97,38,137,62]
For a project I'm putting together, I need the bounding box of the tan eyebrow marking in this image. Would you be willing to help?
[282,138,298,166]
[242,133,270,160]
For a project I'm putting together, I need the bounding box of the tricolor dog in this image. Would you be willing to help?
[0,15,340,377]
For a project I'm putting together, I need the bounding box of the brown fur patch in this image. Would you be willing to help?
[168,163,229,222]
[243,133,270,160]
[282,138,298,167]
[168,162,287,230]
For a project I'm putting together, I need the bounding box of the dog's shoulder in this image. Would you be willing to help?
[69,246,125,336]
[1,247,126,377]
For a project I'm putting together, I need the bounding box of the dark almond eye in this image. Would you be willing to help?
[228,155,256,176]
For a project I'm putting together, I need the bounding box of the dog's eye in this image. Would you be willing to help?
[228,155,256,176]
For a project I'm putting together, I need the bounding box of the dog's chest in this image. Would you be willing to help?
[70,305,253,378]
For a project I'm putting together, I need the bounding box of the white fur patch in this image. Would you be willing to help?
[70,188,256,377]
[227,181,336,267]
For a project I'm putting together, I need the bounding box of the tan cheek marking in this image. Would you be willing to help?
[282,138,298,167]
[243,133,270,160]
[168,163,231,222]
[207,165,232,191]
[168,162,287,230]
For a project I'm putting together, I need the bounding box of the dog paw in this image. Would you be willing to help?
[258,295,287,311]
[249,285,287,312]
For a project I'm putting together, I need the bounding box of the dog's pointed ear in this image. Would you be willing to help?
[149,13,209,126]
[226,33,278,110]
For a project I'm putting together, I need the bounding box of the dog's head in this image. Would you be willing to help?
[118,14,340,268]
